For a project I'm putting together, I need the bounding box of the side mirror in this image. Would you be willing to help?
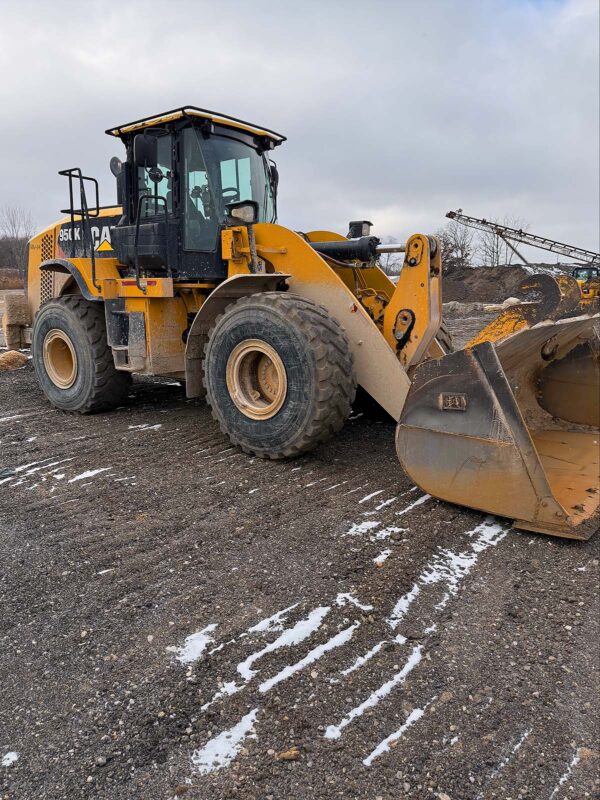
[133,133,158,167]
[110,156,124,205]
[226,200,259,225]
[109,156,122,177]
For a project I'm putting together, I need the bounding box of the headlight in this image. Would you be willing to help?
[348,220,373,238]
[227,201,259,225]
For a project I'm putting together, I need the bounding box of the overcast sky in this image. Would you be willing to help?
[1,0,598,256]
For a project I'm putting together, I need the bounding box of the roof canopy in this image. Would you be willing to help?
[106,106,286,144]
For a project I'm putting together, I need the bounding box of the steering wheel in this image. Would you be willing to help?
[222,187,240,202]
[146,166,164,184]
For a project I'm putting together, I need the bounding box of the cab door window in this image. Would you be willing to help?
[137,134,173,218]
[183,128,219,251]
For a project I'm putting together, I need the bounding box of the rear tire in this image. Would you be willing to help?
[203,292,356,458]
[32,296,131,413]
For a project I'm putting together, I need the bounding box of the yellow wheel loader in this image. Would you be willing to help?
[572,265,600,309]
[24,106,599,539]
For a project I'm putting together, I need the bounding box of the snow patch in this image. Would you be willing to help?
[0,457,74,486]
[550,748,582,799]
[259,624,359,693]
[167,624,218,664]
[68,468,111,483]
[375,525,406,540]
[364,698,435,766]
[343,520,380,537]
[375,496,398,510]
[387,517,506,629]
[359,490,384,504]
[128,423,163,431]
[340,633,406,677]
[2,752,19,767]
[373,549,391,566]
[396,493,431,517]
[191,709,258,774]
[477,728,531,797]
[247,603,299,634]
[325,644,423,740]
[201,681,241,712]
[335,593,373,611]
[237,606,329,681]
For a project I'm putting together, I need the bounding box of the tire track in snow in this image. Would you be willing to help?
[475,728,532,799]
[324,644,423,740]
[387,517,508,629]
[363,696,437,766]
[549,748,583,799]
[258,623,360,693]
[171,517,510,777]
[171,602,348,711]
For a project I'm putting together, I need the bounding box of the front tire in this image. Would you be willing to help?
[203,292,356,458]
[32,296,131,413]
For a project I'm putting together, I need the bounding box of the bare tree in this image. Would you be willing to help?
[0,206,36,277]
[378,235,404,275]
[435,219,475,271]
[476,215,530,266]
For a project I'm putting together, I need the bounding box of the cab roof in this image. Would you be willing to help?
[105,106,286,145]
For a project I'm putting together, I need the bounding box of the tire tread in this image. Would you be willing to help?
[34,296,130,413]
[203,292,356,459]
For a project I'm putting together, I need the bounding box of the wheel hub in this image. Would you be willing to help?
[226,339,287,420]
[43,329,78,389]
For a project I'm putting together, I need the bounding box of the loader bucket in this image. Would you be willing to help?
[397,315,600,539]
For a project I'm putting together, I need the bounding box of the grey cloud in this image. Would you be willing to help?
[0,0,597,253]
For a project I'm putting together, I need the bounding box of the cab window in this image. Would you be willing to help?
[183,128,219,251]
[137,134,173,218]
[220,157,252,204]
[182,126,276,251]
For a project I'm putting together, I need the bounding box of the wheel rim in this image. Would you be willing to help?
[226,339,287,420]
[43,329,78,389]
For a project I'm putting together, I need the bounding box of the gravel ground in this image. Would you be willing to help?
[1,357,599,800]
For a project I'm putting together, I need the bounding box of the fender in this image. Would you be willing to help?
[185,272,290,398]
[40,259,98,301]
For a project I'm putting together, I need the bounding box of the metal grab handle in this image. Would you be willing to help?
[58,168,101,292]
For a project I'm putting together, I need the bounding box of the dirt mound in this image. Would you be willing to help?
[0,350,28,370]
[443,264,528,303]
[0,270,24,290]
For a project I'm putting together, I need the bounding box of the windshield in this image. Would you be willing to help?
[183,127,276,251]
[573,267,599,280]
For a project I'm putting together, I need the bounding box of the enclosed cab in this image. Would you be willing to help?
[106,108,282,282]
[572,265,600,303]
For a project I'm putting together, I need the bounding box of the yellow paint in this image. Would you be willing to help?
[382,234,441,367]
[124,295,188,375]
[251,222,412,419]
[102,277,174,299]
[466,307,529,347]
